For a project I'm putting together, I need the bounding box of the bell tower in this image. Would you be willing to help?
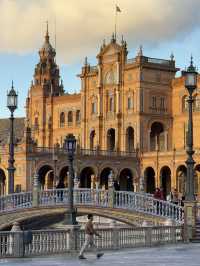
[27,23,64,146]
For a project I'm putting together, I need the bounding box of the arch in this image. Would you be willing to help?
[160,166,171,199]
[144,167,155,194]
[38,165,53,190]
[59,166,69,188]
[119,168,134,191]
[107,128,115,151]
[0,168,6,196]
[150,121,164,151]
[176,165,186,196]
[126,127,134,152]
[80,167,95,188]
[100,167,113,190]
[104,71,116,85]
[90,130,95,150]
[60,112,65,127]
[68,111,73,123]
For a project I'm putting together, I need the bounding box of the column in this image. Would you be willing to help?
[147,130,151,151]
[164,131,168,150]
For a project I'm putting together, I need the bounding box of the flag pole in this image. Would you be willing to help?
[114,4,117,40]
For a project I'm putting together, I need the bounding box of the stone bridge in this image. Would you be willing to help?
[0,189,184,230]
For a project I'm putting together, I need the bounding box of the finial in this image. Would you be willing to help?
[190,54,193,67]
[170,52,174,61]
[187,54,196,72]
[11,80,14,89]
[84,56,88,66]
[45,20,49,42]
[138,45,143,56]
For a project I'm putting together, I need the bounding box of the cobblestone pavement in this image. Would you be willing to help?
[1,243,200,266]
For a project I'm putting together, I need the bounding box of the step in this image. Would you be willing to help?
[191,238,200,243]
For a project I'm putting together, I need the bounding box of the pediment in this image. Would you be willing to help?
[98,43,121,58]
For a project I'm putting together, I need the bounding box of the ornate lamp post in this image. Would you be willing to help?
[7,81,18,194]
[183,57,198,241]
[63,134,77,224]
[184,57,197,201]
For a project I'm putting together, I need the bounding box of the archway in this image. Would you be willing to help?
[119,168,134,191]
[38,165,53,190]
[100,167,113,190]
[107,128,115,151]
[160,166,171,199]
[144,167,155,194]
[0,169,6,196]
[80,167,95,188]
[59,166,69,188]
[90,130,95,150]
[150,122,164,151]
[126,127,134,152]
[176,165,186,196]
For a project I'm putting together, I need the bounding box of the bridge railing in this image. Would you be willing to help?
[0,225,183,258]
[37,189,183,223]
[0,192,32,212]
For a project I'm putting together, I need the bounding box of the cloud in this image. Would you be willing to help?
[0,0,200,64]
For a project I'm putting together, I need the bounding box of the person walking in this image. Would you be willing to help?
[79,214,104,259]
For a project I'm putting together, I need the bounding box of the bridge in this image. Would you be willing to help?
[0,189,184,230]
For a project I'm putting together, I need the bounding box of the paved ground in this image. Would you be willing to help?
[1,243,200,266]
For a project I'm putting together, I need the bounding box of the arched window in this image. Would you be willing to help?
[60,112,65,128]
[91,102,97,114]
[194,95,200,111]
[76,110,81,123]
[109,97,114,112]
[68,111,73,124]
[34,117,39,130]
[128,97,132,109]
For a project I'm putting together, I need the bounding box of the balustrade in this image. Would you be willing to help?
[0,226,183,258]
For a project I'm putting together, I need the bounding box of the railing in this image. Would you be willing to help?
[0,190,184,224]
[0,226,183,257]
[147,57,171,66]
[126,58,136,64]
[31,147,137,157]
[0,192,32,212]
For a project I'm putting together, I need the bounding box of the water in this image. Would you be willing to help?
[1,243,200,266]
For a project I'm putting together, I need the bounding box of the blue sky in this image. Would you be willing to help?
[1,0,200,118]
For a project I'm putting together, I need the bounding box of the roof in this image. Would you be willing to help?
[0,117,25,145]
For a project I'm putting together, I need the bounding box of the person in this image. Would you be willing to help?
[79,214,104,259]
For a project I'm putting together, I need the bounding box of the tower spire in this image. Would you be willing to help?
[45,21,49,42]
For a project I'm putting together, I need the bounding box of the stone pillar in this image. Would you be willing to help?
[108,171,115,208]
[10,222,24,257]
[32,173,39,207]
[147,130,151,151]
[164,131,168,150]
[184,200,197,241]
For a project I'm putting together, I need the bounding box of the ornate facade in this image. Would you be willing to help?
[0,28,200,199]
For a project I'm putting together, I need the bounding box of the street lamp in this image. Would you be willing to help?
[63,134,77,224]
[7,81,18,194]
[184,56,198,201]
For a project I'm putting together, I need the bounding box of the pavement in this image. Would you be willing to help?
[1,243,200,266]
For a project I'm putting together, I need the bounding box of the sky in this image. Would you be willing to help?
[1,0,200,118]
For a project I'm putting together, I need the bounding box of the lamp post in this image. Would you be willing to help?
[7,81,18,194]
[63,134,77,225]
[184,57,197,201]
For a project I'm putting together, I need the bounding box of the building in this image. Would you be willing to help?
[0,27,200,199]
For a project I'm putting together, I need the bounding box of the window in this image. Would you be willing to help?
[91,102,97,114]
[160,97,165,109]
[152,96,157,108]
[76,110,81,122]
[68,111,73,124]
[182,95,188,111]
[194,95,200,111]
[34,117,39,130]
[60,112,65,127]
[109,97,114,112]
[128,97,132,109]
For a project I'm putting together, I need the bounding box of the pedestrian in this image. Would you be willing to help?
[79,214,104,259]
